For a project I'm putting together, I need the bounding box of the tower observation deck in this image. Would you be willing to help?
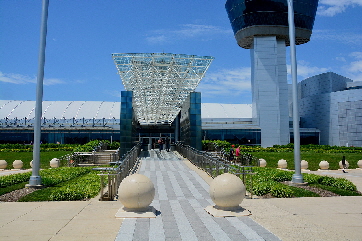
[225,0,318,147]
[112,53,214,125]
[225,0,319,49]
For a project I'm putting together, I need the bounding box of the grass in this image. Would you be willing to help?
[252,152,361,170]
[0,182,27,196]
[310,184,362,196]
[0,151,71,169]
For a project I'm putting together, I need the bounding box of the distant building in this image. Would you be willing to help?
[298,72,362,147]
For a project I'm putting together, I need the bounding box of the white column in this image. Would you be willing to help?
[251,36,289,147]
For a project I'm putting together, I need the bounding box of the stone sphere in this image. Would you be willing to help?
[339,160,349,169]
[358,160,362,168]
[301,160,308,170]
[13,160,23,169]
[50,158,60,168]
[209,173,246,209]
[118,174,155,210]
[319,160,329,170]
[0,160,7,169]
[278,159,287,169]
[258,158,267,167]
[30,160,33,168]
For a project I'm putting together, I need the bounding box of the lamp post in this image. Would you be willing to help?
[28,0,49,187]
[287,0,304,183]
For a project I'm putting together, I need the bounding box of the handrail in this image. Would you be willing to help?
[95,142,142,201]
[176,142,254,198]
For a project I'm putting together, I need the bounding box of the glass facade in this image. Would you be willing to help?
[203,129,261,145]
[225,0,318,34]
[180,92,202,150]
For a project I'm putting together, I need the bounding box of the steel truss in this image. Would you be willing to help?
[112,53,214,125]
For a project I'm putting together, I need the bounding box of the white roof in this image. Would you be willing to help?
[0,100,120,120]
[0,100,252,120]
[201,103,252,119]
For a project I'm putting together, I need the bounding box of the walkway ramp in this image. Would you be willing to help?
[115,150,280,241]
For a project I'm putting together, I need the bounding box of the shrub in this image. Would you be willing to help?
[253,181,274,196]
[0,172,32,188]
[302,173,323,184]
[270,183,294,198]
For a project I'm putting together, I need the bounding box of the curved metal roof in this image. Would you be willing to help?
[0,100,120,120]
[201,103,252,119]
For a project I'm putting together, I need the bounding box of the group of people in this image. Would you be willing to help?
[228,144,240,162]
[158,136,170,152]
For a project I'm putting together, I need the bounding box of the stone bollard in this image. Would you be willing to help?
[30,160,33,168]
[0,160,7,169]
[13,160,23,169]
[258,158,267,167]
[205,173,250,217]
[301,160,309,170]
[358,160,362,169]
[116,174,156,218]
[278,159,288,169]
[339,160,349,169]
[319,160,329,170]
[50,158,60,168]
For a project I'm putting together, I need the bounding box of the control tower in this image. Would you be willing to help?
[225,0,318,147]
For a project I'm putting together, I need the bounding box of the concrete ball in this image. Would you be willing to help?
[319,160,329,170]
[118,174,155,209]
[339,160,349,169]
[358,160,362,168]
[258,158,267,167]
[209,173,246,208]
[13,160,23,169]
[278,159,287,169]
[50,158,60,168]
[0,160,7,169]
[301,160,308,170]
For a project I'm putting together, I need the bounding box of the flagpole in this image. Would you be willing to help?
[28,0,49,187]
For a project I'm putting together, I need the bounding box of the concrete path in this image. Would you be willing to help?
[1,150,362,240]
[115,150,279,241]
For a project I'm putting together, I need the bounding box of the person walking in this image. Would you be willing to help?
[158,137,163,151]
[341,156,348,173]
[229,145,235,163]
[235,145,240,163]
[165,136,170,152]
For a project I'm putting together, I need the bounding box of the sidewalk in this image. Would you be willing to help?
[1,151,362,240]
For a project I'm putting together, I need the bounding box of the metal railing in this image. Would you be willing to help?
[94,142,142,201]
[176,142,255,197]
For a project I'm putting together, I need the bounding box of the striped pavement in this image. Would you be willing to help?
[115,150,280,241]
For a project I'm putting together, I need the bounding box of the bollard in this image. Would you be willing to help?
[0,160,7,169]
[13,160,23,169]
[278,159,288,169]
[205,173,251,217]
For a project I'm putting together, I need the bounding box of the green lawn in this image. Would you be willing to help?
[252,152,361,170]
[0,151,72,169]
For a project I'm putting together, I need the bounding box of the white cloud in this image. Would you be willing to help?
[0,72,36,84]
[196,67,251,98]
[335,57,346,62]
[287,61,329,81]
[312,29,362,45]
[318,0,362,16]
[0,71,65,85]
[344,52,362,81]
[146,24,232,44]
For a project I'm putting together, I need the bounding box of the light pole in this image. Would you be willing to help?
[287,0,304,183]
[28,0,49,187]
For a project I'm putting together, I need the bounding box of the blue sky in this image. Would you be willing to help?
[1,0,361,104]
